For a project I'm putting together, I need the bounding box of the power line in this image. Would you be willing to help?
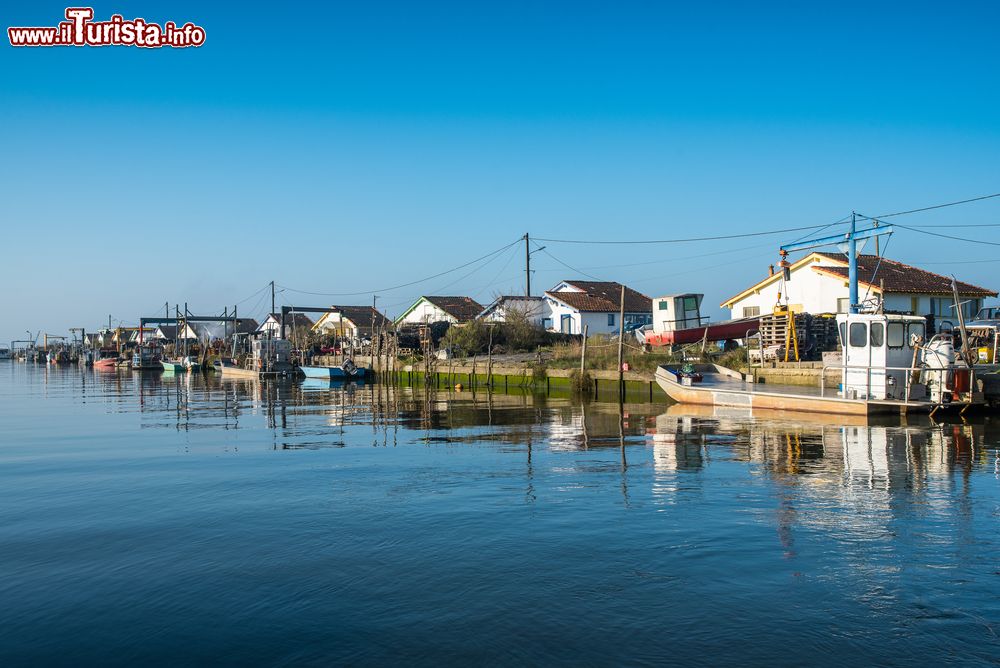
[532,222,837,245]
[533,242,605,281]
[893,223,1000,247]
[862,192,1000,220]
[234,282,272,306]
[277,238,522,297]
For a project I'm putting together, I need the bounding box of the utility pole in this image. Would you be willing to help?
[874,219,880,257]
[849,212,858,314]
[271,280,276,317]
[270,280,276,340]
[524,233,530,297]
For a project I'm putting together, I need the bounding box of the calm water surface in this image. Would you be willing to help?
[2,363,1000,665]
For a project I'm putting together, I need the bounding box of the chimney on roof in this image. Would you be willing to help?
[768,264,775,276]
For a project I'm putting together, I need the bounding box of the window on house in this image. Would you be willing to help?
[742,306,760,318]
[608,314,615,327]
[541,318,552,330]
[837,298,850,314]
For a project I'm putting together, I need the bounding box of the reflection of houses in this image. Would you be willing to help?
[396,296,484,325]
[721,252,996,319]
[543,280,652,335]
[258,313,314,338]
[312,305,390,339]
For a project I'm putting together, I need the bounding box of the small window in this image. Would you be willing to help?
[541,318,552,330]
[608,314,615,326]
[839,322,847,347]
[658,300,670,311]
[837,298,850,314]
[683,296,698,311]
[870,322,884,347]
[887,322,905,347]
[908,322,925,343]
[743,306,760,318]
[849,322,867,347]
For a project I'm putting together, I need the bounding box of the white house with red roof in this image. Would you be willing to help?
[721,253,996,320]
[542,280,652,335]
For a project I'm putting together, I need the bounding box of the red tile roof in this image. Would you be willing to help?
[814,254,996,297]
[547,281,651,312]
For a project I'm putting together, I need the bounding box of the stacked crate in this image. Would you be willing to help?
[757,312,840,361]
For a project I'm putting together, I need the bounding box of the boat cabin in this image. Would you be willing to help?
[252,338,292,366]
[652,294,704,335]
[837,312,926,401]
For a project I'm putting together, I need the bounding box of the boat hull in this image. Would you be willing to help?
[94,358,118,369]
[654,365,976,416]
[299,365,366,380]
[646,317,759,346]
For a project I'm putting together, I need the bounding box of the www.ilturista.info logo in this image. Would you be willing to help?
[8,7,205,48]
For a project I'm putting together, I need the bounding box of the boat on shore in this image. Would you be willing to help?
[657,312,986,416]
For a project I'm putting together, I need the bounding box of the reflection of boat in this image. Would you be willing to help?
[0,347,10,361]
[301,378,363,391]
[657,312,985,416]
[662,401,877,427]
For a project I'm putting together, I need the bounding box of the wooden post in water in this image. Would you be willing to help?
[617,284,626,402]
[580,324,588,376]
[487,325,494,388]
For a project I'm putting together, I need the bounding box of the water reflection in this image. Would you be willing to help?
[6,363,1000,664]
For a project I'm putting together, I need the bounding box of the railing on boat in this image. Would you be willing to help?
[818,364,975,405]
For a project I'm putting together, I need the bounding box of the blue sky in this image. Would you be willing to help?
[3,1,1000,343]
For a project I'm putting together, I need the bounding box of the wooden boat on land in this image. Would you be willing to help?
[657,312,986,417]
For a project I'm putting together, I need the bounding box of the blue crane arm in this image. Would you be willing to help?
[780,225,893,253]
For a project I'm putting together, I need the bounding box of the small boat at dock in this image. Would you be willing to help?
[298,358,366,380]
[220,338,295,379]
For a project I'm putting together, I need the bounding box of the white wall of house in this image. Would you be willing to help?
[398,299,457,325]
[542,296,650,335]
[726,266,984,319]
[483,298,551,325]
[314,314,369,339]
